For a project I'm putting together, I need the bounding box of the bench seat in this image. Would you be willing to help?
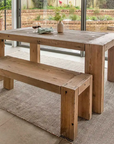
[0,56,92,141]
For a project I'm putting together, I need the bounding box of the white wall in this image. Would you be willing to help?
[21,0,34,9]
[76,0,81,7]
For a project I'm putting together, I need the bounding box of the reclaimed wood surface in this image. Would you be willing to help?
[0,56,91,94]
[0,28,114,51]
[0,27,112,51]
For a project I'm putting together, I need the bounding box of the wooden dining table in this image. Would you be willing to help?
[0,27,114,114]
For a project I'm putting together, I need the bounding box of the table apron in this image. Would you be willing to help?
[0,35,85,51]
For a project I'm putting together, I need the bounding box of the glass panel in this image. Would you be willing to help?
[20,0,82,55]
[0,0,12,44]
[86,0,114,33]
[86,0,114,57]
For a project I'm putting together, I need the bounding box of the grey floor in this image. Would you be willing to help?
[0,45,109,144]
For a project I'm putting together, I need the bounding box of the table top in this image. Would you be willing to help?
[0,27,114,51]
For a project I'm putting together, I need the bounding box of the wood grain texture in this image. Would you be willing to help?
[78,76,92,120]
[0,56,79,94]
[108,46,114,82]
[30,43,40,63]
[0,56,92,95]
[85,44,105,114]
[0,28,109,51]
[89,33,114,51]
[61,87,78,141]
[1,28,114,51]
[65,74,91,92]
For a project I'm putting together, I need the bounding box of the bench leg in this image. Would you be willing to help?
[78,76,92,120]
[4,77,14,90]
[0,39,14,89]
[108,46,114,82]
[30,43,40,63]
[61,87,78,141]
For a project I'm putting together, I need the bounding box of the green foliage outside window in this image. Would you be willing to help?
[53,8,66,21]
[0,0,11,10]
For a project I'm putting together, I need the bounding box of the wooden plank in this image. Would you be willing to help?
[61,86,78,141]
[30,43,40,63]
[108,46,114,82]
[85,44,105,114]
[0,56,79,83]
[1,70,61,93]
[0,28,107,51]
[0,28,106,44]
[0,39,4,80]
[78,76,92,120]
[0,56,80,94]
[1,28,114,51]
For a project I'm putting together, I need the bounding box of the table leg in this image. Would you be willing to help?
[30,43,40,63]
[61,87,78,141]
[0,39,4,80]
[108,46,114,82]
[85,44,105,114]
[0,39,14,90]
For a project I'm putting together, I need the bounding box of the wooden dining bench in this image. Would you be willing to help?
[0,56,92,141]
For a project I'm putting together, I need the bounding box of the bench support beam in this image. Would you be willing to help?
[61,87,78,141]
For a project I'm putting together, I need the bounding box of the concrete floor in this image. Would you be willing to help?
[0,45,108,144]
